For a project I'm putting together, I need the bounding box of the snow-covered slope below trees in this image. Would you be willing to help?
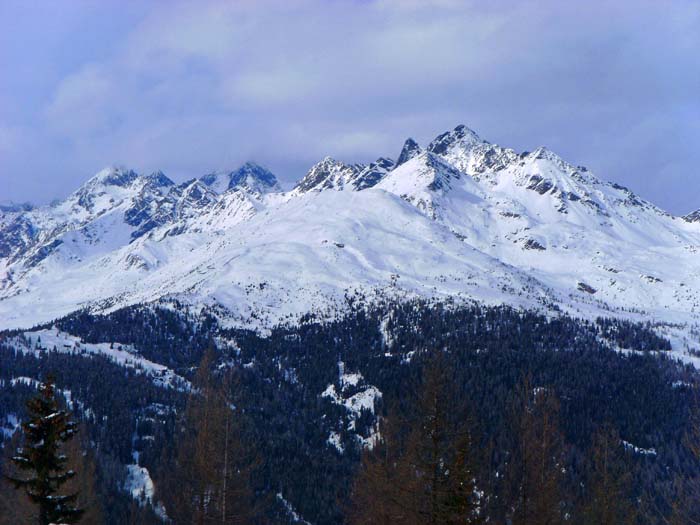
[2,124,700,356]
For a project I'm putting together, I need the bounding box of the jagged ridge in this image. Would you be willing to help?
[1,124,700,366]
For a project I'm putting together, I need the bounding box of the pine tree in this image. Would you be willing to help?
[63,424,104,524]
[507,377,565,525]
[0,431,35,524]
[407,357,482,524]
[580,423,636,525]
[348,412,414,524]
[167,348,257,524]
[5,376,84,525]
[663,397,700,524]
[349,354,484,524]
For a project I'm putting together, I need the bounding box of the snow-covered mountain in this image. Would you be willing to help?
[200,162,282,195]
[2,125,700,357]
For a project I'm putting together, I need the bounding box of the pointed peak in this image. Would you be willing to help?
[87,166,139,188]
[427,124,482,156]
[352,157,396,191]
[395,138,422,167]
[142,170,175,188]
[199,163,281,195]
[452,124,481,140]
[529,146,559,161]
[228,162,280,193]
[314,156,341,168]
[683,210,700,223]
[294,157,364,193]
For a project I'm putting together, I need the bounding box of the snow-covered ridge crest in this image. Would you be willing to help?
[2,123,700,363]
[200,162,281,195]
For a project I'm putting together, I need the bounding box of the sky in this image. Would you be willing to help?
[1,0,698,214]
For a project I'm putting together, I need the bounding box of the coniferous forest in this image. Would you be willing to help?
[0,301,698,523]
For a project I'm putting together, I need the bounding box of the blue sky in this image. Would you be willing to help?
[1,0,698,213]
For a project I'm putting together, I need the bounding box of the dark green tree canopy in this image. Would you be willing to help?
[6,376,84,525]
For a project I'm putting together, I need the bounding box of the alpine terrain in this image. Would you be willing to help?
[2,124,700,524]
[1,124,699,353]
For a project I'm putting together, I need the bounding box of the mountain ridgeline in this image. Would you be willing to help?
[2,123,700,354]
[2,124,700,522]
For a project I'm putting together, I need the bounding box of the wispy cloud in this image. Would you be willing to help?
[1,0,698,212]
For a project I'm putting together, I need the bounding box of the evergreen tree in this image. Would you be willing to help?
[63,424,104,524]
[166,348,257,524]
[347,413,409,524]
[0,431,35,524]
[350,355,483,524]
[5,376,84,525]
[507,377,565,525]
[580,423,636,525]
[663,397,700,524]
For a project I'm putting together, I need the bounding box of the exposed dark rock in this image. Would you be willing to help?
[683,210,700,223]
[523,238,546,251]
[577,281,597,294]
[395,138,422,166]
[527,175,554,194]
[353,157,395,190]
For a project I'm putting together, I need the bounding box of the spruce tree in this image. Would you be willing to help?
[507,377,565,525]
[349,354,484,524]
[580,423,636,525]
[5,376,84,525]
[167,348,257,524]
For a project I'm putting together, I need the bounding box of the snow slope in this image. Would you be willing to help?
[7,328,187,389]
[2,124,700,355]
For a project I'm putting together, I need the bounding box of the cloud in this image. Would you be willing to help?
[0,0,698,212]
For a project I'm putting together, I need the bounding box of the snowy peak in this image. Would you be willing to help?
[200,162,281,195]
[395,138,422,167]
[377,151,470,212]
[352,157,395,191]
[71,166,137,208]
[85,166,140,188]
[427,124,483,155]
[71,167,175,214]
[4,122,700,343]
[683,210,700,223]
[293,157,365,193]
[228,162,281,194]
[293,156,395,193]
[142,170,175,190]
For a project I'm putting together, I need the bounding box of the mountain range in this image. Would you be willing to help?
[2,124,699,359]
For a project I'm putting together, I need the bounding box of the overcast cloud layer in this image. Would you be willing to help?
[1,0,698,213]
